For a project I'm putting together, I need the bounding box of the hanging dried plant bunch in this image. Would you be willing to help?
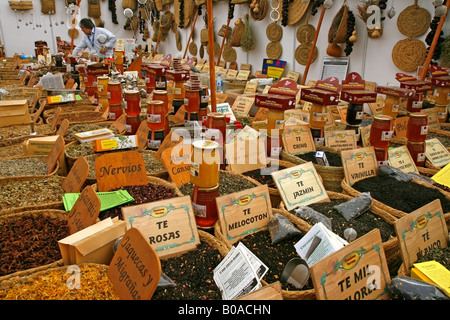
[240,14,255,51]
[344,8,356,56]
[178,0,185,28]
[108,0,118,24]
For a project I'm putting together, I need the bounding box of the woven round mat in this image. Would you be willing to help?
[397,4,431,38]
[206,42,221,57]
[295,43,318,65]
[174,0,197,28]
[266,41,282,59]
[189,41,198,56]
[296,24,316,44]
[223,45,237,62]
[392,38,427,72]
[277,0,310,26]
[68,28,79,39]
[266,21,283,42]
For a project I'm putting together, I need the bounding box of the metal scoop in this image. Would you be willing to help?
[280,258,310,289]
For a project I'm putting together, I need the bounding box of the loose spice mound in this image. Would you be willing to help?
[65,124,119,141]
[0,264,119,300]
[0,176,65,211]
[239,230,309,291]
[242,166,287,188]
[352,176,450,213]
[296,151,342,167]
[179,171,258,196]
[0,157,50,177]
[99,183,178,220]
[0,214,70,276]
[416,246,450,269]
[292,198,396,243]
[152,242,223,300]
[0,124,54,141]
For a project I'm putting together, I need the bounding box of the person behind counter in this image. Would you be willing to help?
[72,18,117,60]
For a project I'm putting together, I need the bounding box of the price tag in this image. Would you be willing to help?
[360,125,371,147]
[394,116,409,139]
[67,185,101,234]
[231,96,254,117]
[324,130,357,151]
[271,162,329,211]
[282,125,316,155]
[341,146,378,186]
[425,138,450,168]
[95,150,148,192]
[216,185,272,244]
[394,199,449,273]
[310,229,391,300]
[160,144,191,187]
[388,145,418,174]
[121,196,200,258]
[244,81,258,94]
[108,228,162,300]
[422,108,441,130]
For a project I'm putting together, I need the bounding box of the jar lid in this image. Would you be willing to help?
[408,112,427,118]
[147,100,164,105]
[208,112,226,119]
[124,89,140,95]
[153,90,167,95]
[192,139,219,150]
[407,141,425,145]
[373,115,393,122]
[193,184,220,192]
[127,115,140,118]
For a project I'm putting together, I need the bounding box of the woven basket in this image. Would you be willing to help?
[222,45,237,63]
[328,3,349,45]
[397,3,431,38]
[230,19,245,47]
[40,0,55,14]
[277,0,310,26]
[214,208,316,300]
[0,123,54,147]
[341,178,450,219]
[88,0,101,18]
[43,105,98,121]
[46,111,106,126]
[8,0,33,10]
[174,0,196,28]
[266,21,283,42]
[295,43,318,66]
[281,146,345,193]
[0,155,59,179]
[249,0,268,21]
[297,24,316,44]
[0,209,68,281]
[0,175,66,215]
[266,41,282,60]
[392,38,427,73]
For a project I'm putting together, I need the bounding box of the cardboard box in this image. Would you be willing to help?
[58,218,126,265]
[93,135,139,152]
[23,135,67,176]
[0,99,31,127]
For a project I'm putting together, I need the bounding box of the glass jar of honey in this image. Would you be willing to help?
[107,81,123,105]
[125,115,141,135]
[184,88,200,113]
[123,90,141,116]
[382,95,400,118]
[108,103,123,121]
[405,94,423,113]
[152,90,169,114]
[172,80,186,100]
[144,71,156,94]
[97,76,109,97]
[346,103,363,125]
[310,127,324,146]
[147,129,165,150]
[172,99,184,115]
[267,109,285,137]
[200,85,209,109]
[434,86,450,105]
[309,103,328,128]
[406,112,428,142]
[374,147,389,166]
[407,141,426,167]
[191,140,220,188]
[206,112,227,145]
[146,100,165,131]
[369,115,393,148]
[191,185,219,229]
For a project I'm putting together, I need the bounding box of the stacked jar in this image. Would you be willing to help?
[97,75,109,112]
[166,58,190,115]
[406,112,428,167]
[184,73,202,127]
[123,89,141,135]
[141,63,156,94]
[107,80,123,121]
[152,90,170,135]
[146,99,166,149]
[434,86,449,123]
[376,86,415,119]
[190,140,220,229]
[369,115,393,166]
[205,112,226,169]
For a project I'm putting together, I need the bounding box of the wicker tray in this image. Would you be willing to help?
[281,145,344,192]
[0,175,66,215]
[0,123,55,147]
[0,209,69,282]
[0,155,59,179]
[46,111,106,125]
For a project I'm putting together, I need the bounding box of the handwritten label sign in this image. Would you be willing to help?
[46,135,64,174]
[108,228,162,300]
[422,108,440,130]
[232,96,255,117]
[95,150,148,192]
[136,120,149,150]
[388,145,418,174]
[425,138,450,168]
[67,185,101,234]
[310,229,391,300]
[154,131,183,160]
[271,162,329,211]
[62,157,89,193]
[341,147,378,186]
[121,196,200,258]
[161,144,191,187]
[56,119,70,137]
[394,199,449,273]
[282,125,315,155]
[324,130,357,151]
[216,185,272,244]
[394,116,409,139]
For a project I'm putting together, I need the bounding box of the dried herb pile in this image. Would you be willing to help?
[295,151,343,167]
[65,124,119,141]
[417,246,450,269]
[0,264,118,300]
[0,157,50,177]
[152,242,223,300]
[99,183,178,220]
[242,166,287,188]
[0,214,70,276]
[352,176,450,213]
[0,176,65,212]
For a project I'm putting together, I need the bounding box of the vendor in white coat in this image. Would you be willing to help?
[72,18,117,60]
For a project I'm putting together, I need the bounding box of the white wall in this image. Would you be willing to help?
[0,0,448,86]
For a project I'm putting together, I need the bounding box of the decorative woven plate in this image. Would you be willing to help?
[295,43,318,65]
[392,38,427,72]
[266,21,283,42]
[397,4,431,38]
[266,41,282,59]
[277,0,310,26]
[68,28,79,39]
[296,24,316,44]
[223,45,237,62]
[189,41,198,55]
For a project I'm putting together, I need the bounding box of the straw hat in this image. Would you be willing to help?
[277,0,311,26]
[392,38,427,72]
[397,3,431,38]
[295,43,317,65]
[266,41,282,60]
[266,21,283,42]
[174,0,197,29]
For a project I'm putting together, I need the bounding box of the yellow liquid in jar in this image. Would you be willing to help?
[382,95,400,118]
[191,140,220,188]
[309,103,327,128]
[266,109,285,136]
